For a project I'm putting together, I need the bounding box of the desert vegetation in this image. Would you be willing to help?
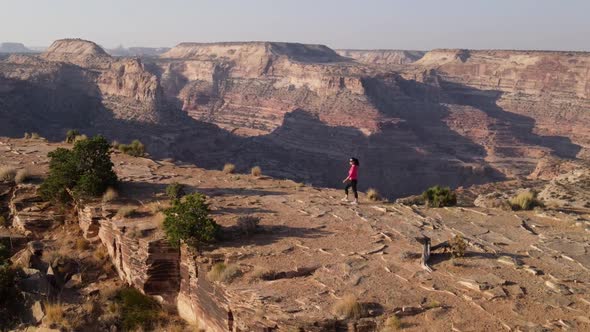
[509,190,543,210]
[117,139,145,157]
[14,168,30,184]
[422,185,457,207]
[332,294,363,319]
[366,188,381,201]
[102,187,119,203]
[223,163,236,174]
[449,234,467,258]
[0,166,17,182]
[40,135,118,204]
[381,315,402,331]
[207,262,241,283]
[65,129,80,143]
[236,215,260,235]
[166,182,185,201]
[163,193,220,247]
[251,166,262,177]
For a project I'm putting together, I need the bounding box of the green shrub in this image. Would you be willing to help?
[422,185,457,207]
[65,129,80,143]
[0,262,19,328]
[509,190,543,210]
[166,182,185,201]
[163,193,219,247]
[39,135,118,204]
[115,288,160,331]
[118,140,145,157]
[0,216,8,228]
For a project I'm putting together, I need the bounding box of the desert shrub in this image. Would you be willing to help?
[422,185,457,207]
[23,132,31,139]
[102,187,119,203]
[44,302,67,327]
[251,166,262,177]
[14,169,30,184]
[426,300,442,309]
[39,135,118,204]
[333,294,363,319]
[236,215,260,235]
[115,287,160,331]
[111,140,120,149]
[73,134,88,143]
[223,163,236,174]
[0,261,19,327]
[250,266,275,280]
[366,188,381,201]
[509,190,543,210]
[207,263,241,283]
[449,234,467,258]
[382,315,402,331]
[65,129,80,143]
[166,182,185,201]
[118,140,145,157]
[0,216,8,228]
[0,167,16,182]
[31,132,40,139]
[163,193,219,247]
[116,206,137,218]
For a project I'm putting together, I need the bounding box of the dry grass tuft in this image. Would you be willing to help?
[0,166,17,182]
[31,132,41,139]
[116,205,137,218]
[367,188,381,201]
[15,169,30,184]
[207,263,241,283]
[147,201,169,214]
[223,163,236,174]
[102,187,119,203]
[73,134,88,143]
[249,266,275,281]
[251,166,262,177]
[381,315,402,331]
[44,302,67,327]
[333,294,363,319]
[509,190,543,210]
[236,215,260,235]
[425,300,441,309]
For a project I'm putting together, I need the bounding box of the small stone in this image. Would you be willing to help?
[31,301,45,323]
[497,256,521,267]
[545,280,572,295]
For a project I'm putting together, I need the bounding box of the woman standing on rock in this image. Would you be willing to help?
[342,157,359,205]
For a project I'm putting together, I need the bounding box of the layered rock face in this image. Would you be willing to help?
[0,42,34,53]
[0,39,162,137]
[408,49,590,160]
[2,39,589,198]
[337,49,426,65]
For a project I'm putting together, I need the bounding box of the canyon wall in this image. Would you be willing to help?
[1,39,588,198]
[337,49,426,65]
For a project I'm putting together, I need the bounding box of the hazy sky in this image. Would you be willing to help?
[1,0,589,51]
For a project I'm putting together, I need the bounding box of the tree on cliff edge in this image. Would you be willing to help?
[40,135,118,204]
[163,193,219,248]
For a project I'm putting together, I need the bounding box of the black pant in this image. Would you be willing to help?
[345,180,358,199]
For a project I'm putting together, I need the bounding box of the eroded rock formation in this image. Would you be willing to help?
[1,39,589,198]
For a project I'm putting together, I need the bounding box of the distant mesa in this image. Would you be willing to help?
[41,38,112,67]
[336,49,426,65]
[107,46,171,57]
[161,41,347,63]
[0,42,34,53]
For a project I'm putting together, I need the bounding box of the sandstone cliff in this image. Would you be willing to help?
[337,49,426,65]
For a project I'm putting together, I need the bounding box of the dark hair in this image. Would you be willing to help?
[350,157,359,166]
